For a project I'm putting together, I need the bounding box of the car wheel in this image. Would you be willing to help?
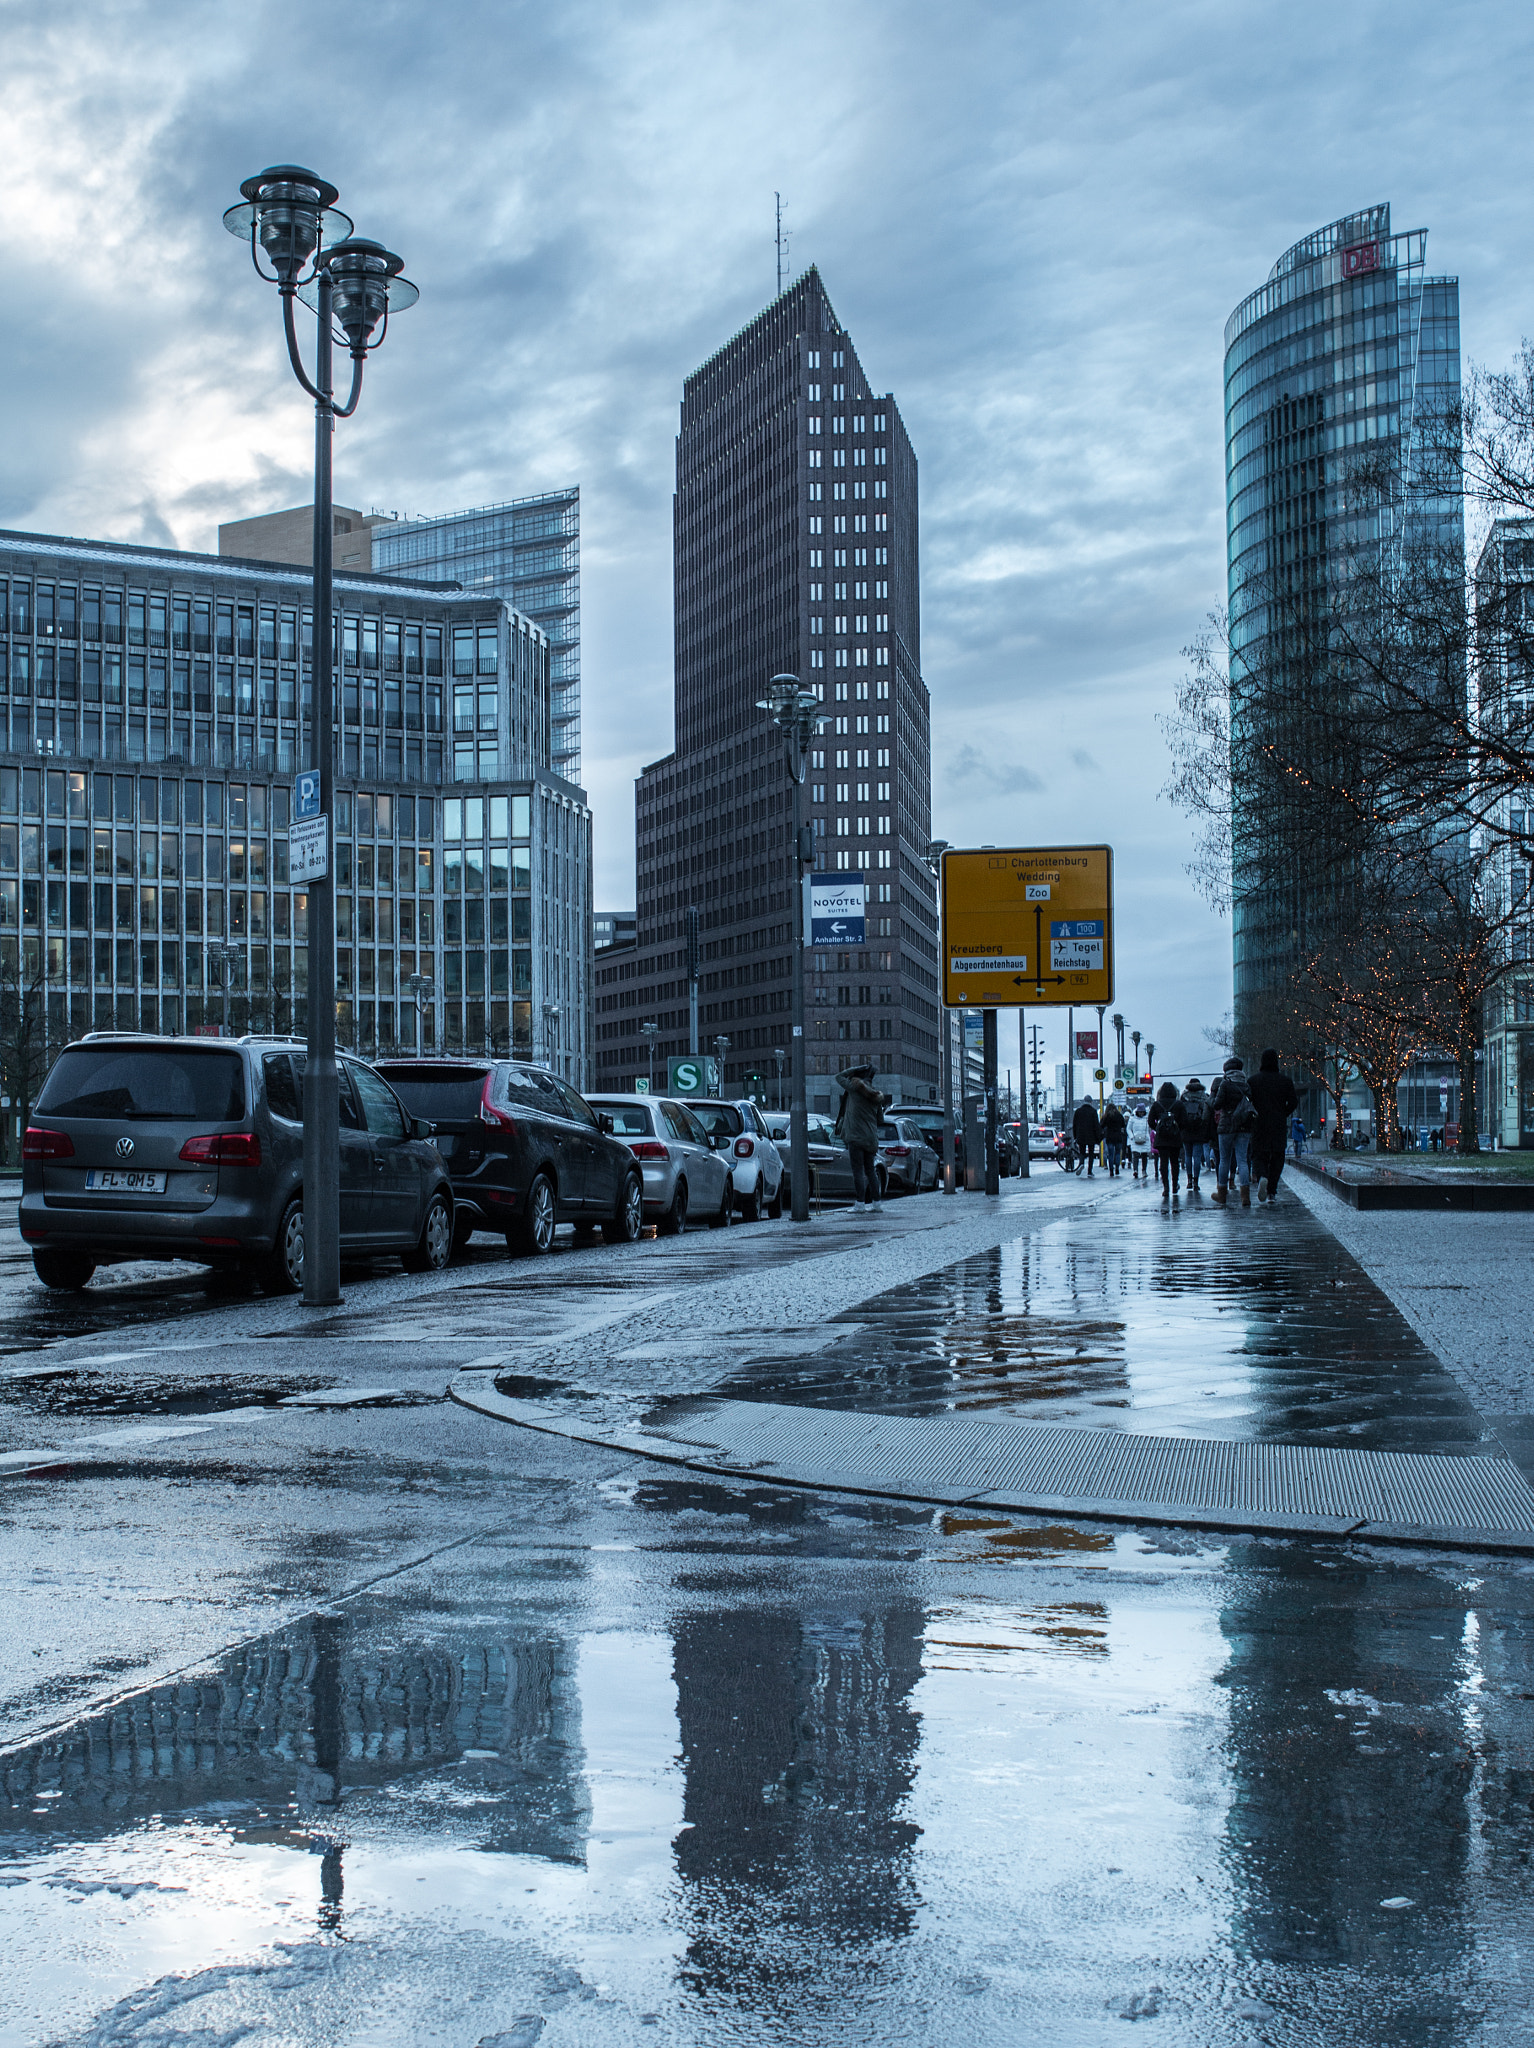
[709,1179,733,1228]
[658,1179,688,1236]
[738,1185,761,1223]
[257,1198,305,1294]
[403,1191,453,1273]
[603,1172,643,1244]
[32,1247,96,1292]
[517,1172,557,1256]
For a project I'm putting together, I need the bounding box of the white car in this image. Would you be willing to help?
[584,1093,734,1233]
[1028,1123,1060,1159]
[684,1097,785,1220]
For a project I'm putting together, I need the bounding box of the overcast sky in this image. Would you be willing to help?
[3,0,1533,1091]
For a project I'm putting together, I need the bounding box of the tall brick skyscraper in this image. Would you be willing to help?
[594,268,938,1111]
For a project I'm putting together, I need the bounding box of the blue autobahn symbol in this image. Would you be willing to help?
[1050,919,1104,939]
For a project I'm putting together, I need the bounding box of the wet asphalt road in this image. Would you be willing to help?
[4,1173,1534,2044]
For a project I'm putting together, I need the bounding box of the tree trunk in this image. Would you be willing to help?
[1457,1010,1481,1154]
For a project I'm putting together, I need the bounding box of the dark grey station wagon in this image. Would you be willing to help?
[20,1034,453,1293]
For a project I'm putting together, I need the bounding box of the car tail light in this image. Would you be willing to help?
[22,1128,74,1160]
[733,1137,754,1158]
[887,1145,909,1157]
[178,1133,262,1165]
[479,1074,517,1132]
[630,1140,669,1161]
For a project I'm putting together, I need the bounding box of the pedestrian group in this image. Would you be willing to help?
[1069,1050,1300,1208]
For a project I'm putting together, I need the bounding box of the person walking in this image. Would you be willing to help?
[1101,1098,1128,1178]
[1290,1111,1307,1161]
[1126,1102,1152,1179]
[1209,1056,1257,1205]
[1249,1048,1299,1204]
[1149,1079,1183,1200]
[1072,1094,1102,1177]
[833,1061,889,1214]
[1178,1076,1213,1192]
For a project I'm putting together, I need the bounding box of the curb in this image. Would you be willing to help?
[1296,1157,1534,1211]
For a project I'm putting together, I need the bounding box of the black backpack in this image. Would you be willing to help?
[1221,1075,1257,1134]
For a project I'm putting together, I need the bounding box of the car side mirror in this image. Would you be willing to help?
[598,1112,614,1134]
[413,1118,433,1141]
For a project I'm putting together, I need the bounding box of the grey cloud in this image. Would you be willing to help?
[949,745,1045,796]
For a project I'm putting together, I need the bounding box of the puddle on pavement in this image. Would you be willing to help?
[3,1498,1532,2045]
[720,1197,1493,1458]
[1,1371,330,1419]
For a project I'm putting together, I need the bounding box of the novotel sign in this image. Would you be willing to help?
[1341,240,1380,279]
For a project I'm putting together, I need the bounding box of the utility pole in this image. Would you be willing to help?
[640,1019,659,1095]
[713,1033,730,1098]
[982,1008,999,1196]
[1066,1005,1074,1128]
[760,674,823,1222]
[686,903,700,1058]
[924,841,954,1195]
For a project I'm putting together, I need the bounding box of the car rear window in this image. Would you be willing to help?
[379,1065,488,1122]
[593,1102,653,1137]
[38,1044,245,1123]
[687,1101,743,1139]
[880,1122,901,1140]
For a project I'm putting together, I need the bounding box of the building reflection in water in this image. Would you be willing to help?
[669,1601,925,2002]
[1,1613,590,1870]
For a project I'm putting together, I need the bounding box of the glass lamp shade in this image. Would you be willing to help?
[224,166,352,281]
[299,238,418,343]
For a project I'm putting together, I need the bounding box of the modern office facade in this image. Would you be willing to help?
[370,492,582,785]
[594,268,938,1110]
[1224,204,1464,1053]
[1476,516,1534,1146]
[0,529,591,1085]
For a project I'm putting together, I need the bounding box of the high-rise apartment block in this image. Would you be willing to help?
[594,269,937,1109]
[1223,204,1463,1049]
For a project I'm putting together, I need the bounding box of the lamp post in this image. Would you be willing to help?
[1146,1041,1155,1087]
[923,840,955,1195]
[1132,1028,1142,1081]
[207,941,241,1038]
[406,971,435,1057]
[1095,1002,1107,1117]
[225,167,416,1309]
[639,1019,659,1094]
[757,673,824,1222]
[773,1046,786,1110]
[1112,1011,1125,1080]
[713,1034,730,1099]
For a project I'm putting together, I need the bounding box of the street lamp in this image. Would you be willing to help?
[713,1034,730,1099]
[756,672,823,1222]
[772,1046,786,1111]
[1146,1041,1155,1085]
[406,972,435,1057]
[225,167,416,1310]
[1132,1028,1142,1081]
[1111,1012,1125,1078]
[923,839,955,1194]
[640,1019,659,1094]
[207,941,241,1038]
[1095,1002,1107,1115]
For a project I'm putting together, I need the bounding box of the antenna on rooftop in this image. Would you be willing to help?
[775,192,785,297]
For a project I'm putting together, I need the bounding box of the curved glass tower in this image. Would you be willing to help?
[1223,203,1462,1042]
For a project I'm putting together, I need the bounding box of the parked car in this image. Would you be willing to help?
[20,1033,454,1293]
[997,1122,1024,1176]
[584,1093,733,1233]
[890,1103,962,1176]
[878,1116,941,1194]
[781,1117,889,1207]
[1028,1123,1060,1159]
[375,1058,642,1254]
[682,1097,785,1219]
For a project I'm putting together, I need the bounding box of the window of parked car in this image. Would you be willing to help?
[382,1064,488,1123]
[552,1076,597,1127]
[263,1052,302,1123]
[687,1101,743,1140]
[494,1064,553,1114]
[594,1102,654,1137]
[659,1102,697,1144]
[351,1062,408,1140]
[672,1102,712,1145]
[37,1043,245,1123]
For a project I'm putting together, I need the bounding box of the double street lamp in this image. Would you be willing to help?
[225,167,416,1308]
[406,972,435,1057]
[640,1019,660,1095]
[207,941,241,1039]
[758,674,823,1222]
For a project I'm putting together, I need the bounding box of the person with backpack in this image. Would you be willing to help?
[1149,1079,1183,1200]
[1291,1111,1307,1160]
[1209,1056,1256,1206]
[1126,1102,1152,1179]
[1100,1098,1128,1178]
[1177,1077,1213,1192]
[833,1061,889,1213]
[1249,1048,1300,1204]
[1071,1094,1102,1177]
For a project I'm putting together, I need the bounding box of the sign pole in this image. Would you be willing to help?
[983,1008,999,1196]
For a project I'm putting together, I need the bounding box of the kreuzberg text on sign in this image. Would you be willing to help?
[940,845,1114,1008]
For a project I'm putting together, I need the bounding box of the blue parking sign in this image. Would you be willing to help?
[293,769,322,822]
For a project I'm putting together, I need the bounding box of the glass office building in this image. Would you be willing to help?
[0,529,591,1089]
[1223,203,1464,1041]
[371,491,581,784]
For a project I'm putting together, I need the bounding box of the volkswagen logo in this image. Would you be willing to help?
[115,1137,135,1160]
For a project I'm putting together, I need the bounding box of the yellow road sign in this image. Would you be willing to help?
[941,845,1114,1008]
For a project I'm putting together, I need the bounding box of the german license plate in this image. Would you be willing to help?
[84,1169,167,1193]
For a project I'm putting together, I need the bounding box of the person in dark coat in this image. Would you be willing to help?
[1209,1056,1255,1205]
[1149,1079,1183,1199]
[1177,1077,1213,1192]
[1248,1048,1299,1203]
[833,1062,890,1212]
[1100,1099,1128,1177]
[1071,1096,1102,1176]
